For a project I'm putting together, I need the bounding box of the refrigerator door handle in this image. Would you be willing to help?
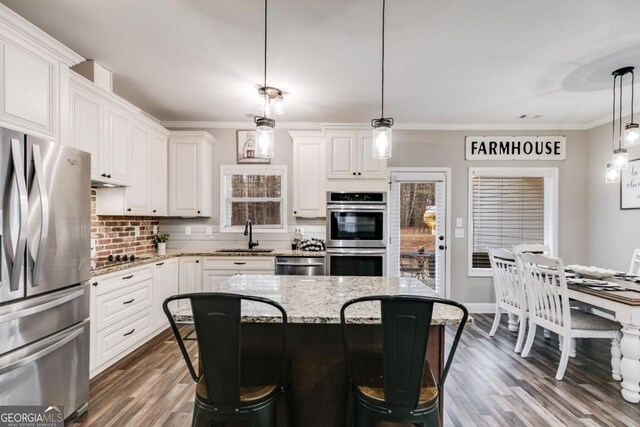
[30,144,49,287]
[0,288,84,323]
[6,139,28,292]
[0,326,83,376]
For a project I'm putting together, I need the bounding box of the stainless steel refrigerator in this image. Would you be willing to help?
[0,128,90,418]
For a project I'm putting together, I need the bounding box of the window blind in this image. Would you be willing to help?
[472,176,545,269]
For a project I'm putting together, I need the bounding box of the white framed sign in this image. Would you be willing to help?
[621,158,640,210]
[465,136,566,160]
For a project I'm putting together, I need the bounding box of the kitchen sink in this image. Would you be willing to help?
[215,249,274,253]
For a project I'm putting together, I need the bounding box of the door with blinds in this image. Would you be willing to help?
[389,170,448,297]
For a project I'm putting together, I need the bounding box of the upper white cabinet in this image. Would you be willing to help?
[168,131,214,217]
[0,5,83,141]
[95,113,168,216]
[326,132,386,179]
[290,131,326,218]
[69,72,135,186]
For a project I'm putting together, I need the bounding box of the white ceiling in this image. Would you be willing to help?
[3,0,640,128]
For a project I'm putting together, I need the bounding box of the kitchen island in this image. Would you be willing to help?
[174,275,466,426]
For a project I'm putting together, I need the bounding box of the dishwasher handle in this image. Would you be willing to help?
[276,262,325,267]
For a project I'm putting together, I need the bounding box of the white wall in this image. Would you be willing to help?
[160,126,590,305]
[586,117,640,271]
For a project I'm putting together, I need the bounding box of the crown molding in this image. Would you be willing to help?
[162,120,593,132]
[0,4,84,65]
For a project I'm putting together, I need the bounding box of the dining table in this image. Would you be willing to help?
[567,274,640,403]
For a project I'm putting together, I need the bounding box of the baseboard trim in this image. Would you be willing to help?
[464,303,496,313]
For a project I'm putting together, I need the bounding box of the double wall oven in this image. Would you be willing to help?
[326,192,387,276]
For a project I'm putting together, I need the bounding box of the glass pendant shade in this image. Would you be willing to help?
[624,123,640,147]
[606,163,621,183]
[273,96,284,115]
[372,118,393,159]
[613,148,629,170]
[255,116,275,158]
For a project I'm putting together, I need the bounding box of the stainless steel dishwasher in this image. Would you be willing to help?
[275,256,325,275]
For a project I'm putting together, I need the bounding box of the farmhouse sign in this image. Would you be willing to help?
[465,136,566,160]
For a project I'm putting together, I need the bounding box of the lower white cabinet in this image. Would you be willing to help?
[153,258,179,330]
[179,256,202,293]
[89,258,178,378]
[202,256,275,291]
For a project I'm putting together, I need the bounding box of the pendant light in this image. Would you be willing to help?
[255,0,275,158]
[371,0,393,159]
[607,67,634,182]
[606,163,621,184]
[624,68,639,146]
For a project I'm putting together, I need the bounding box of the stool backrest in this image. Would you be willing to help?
[518,253,570,333]
[340,295,468,409]
[163,292,287,406]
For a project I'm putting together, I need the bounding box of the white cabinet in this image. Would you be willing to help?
[290,131,326,218]
[69,72,134,186]
[152,258,178,330]
[168,131,214,217]
[202,256,275,292]
[150,130,168,216]
[327,132,386,179]
[102,103,131,186]
[95,114,169,216]
[70,82,102,177]
[0,5,83,141]
[179,256,202,294]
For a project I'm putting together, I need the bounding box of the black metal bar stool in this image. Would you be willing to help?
[163,292,297,427]
[340,295,468,427]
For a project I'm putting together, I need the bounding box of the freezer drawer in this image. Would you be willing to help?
[0,283,89,355]
[0,320,89,419]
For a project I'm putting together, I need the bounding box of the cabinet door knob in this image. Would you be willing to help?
[358,172,362,175]
[439,245,446,250]
[196,260,199,263]
[92,282,98,287]
[352,172,356,175]
[127,208,132,212]
[101,173,107,177]
[153,210,157,213]
[107,174,112,178]
[197,210,201,214]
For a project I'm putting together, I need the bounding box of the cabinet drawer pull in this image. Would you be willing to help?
[122,298,135,305]
[233,262,246,265]
[122,274,134,280]
[123,329,135,336]
[156,262,164,266]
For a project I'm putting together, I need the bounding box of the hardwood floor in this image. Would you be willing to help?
[69,316,640,426]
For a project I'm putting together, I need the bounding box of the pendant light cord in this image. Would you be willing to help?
[264,0,268,89]
[613,75,617,151]
[620,73,623,149]
[381,0,386,118]
[632,70,635,124]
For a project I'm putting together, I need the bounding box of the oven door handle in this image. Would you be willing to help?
[326,205,386,211]
[327,249,387,255]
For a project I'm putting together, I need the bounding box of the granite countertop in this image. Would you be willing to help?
[90,248,325,276]
[173,275,466,326]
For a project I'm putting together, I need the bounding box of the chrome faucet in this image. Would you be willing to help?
[243,219,259,250]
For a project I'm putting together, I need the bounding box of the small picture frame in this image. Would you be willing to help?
[621,158,640,209]
[236,130,271,164]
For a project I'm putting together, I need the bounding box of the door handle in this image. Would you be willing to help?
[31,144,50,287]
[122,298,135,305]
[123,328,135,336]
[233,262,246,265]
[7,139,28,292]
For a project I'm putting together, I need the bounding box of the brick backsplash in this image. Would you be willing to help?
[91,189,159,259]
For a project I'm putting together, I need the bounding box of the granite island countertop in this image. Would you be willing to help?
[90,248,325,276]
[173,274,466,325]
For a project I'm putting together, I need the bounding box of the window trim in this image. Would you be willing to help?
[467,167,558,277]
[219,165,288,233]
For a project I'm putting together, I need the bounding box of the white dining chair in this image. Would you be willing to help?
[518,252,622,381]
[488,248,528,353]
[629,248,640,275]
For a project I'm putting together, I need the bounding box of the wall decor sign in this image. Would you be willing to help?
[465,136,566,160]
[621,158,640,209]
[236,130,271,164]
